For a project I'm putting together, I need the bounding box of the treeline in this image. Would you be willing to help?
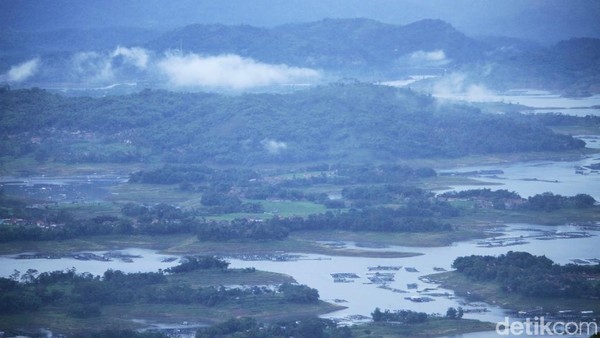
[129,165,259,187]
[1,196,455,242]
[195,317,351,338]
[0,203,199,242]
[0,84,585,164]
[440,188,520,200]
[371,308,429,323]
[1,261,320,317]
[165,256,230,273]
[196,208,453,241]
[526,112,600,128]
[129,163,435,190]
[452,251,600,298]
[441,189,596,211]
[127,163,439,210]
[525,192,596,211]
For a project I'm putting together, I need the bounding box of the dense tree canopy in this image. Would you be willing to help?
[0,84,585,164]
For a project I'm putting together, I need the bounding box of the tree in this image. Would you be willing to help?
[372,307,383,322]
[457,306,464,319]
[446,307,458,319]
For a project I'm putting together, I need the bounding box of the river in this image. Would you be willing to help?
[434,89,600,117]
[1,139,599,337]
[1,222,596,337]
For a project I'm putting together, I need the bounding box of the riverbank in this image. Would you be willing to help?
[0,263,342,336]
[0,234,422,258]
[351,318,495,337]
[431,271,600,314]
[2,145,597,178]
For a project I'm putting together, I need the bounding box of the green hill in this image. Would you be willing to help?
[0,83,584,165]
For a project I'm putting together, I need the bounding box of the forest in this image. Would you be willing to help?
[452,251,600,298]
[0,256,320,317]
[1,182,596,242]
[0,84,585,165]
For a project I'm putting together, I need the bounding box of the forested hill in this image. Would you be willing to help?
[146,19,485,69]
[0,83,584,164]
[2,18,599,94]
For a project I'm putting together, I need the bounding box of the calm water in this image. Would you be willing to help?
[435,89,600,116]
[438,136,600,200]
[0,224,597,336]
[0,174,127,202]
[1,154,599,336]
[0,248,181,277]
[226,223,599,324]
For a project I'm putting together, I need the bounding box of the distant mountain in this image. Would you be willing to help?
[146,18,485,72]
[2,0,599,44]
[470,37,600,95]
[1,18,598,95]
[0,27,161,54]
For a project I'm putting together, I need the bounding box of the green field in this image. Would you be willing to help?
[0,233,421,258]
[351,318,495,337]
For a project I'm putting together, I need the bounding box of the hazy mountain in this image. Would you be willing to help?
[2,0,599,44]
[1,17,599,95]
[146,19,485,72]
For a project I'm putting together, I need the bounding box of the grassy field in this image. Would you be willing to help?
[291,229,489,247]
[431,271,600,314]
[0,296,342,336]
[167,268,295,287]
[208,199,329,221]
[449,202,600,225]
[109,183,202,205]
[351,318,495,337]
[419,175,502,191]
[0,233,422,258]
[0,263,340,335]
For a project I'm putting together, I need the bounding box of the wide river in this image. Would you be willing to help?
[434,88,600,117]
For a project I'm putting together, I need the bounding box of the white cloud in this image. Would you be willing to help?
[410,50,446,62]
[433,72,495,102]
[158,53,320,89]
[112,46,149,69]
[261,139,288,154]
[407,50,450,67]
[71,51,114,82]
[4,58,40,82]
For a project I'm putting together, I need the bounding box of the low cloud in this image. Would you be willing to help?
[261,139,288,154]
[408,50,449,66]
[3,58,40,82]
[432,72,495,101]
[71,51,114,82]
[158,53,320,89]
[5,49,319,91]
[71,47,150,83]
[112,46,149,69]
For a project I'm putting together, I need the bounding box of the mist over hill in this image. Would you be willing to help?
[2,0,599,44]
[1,17,599,95]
